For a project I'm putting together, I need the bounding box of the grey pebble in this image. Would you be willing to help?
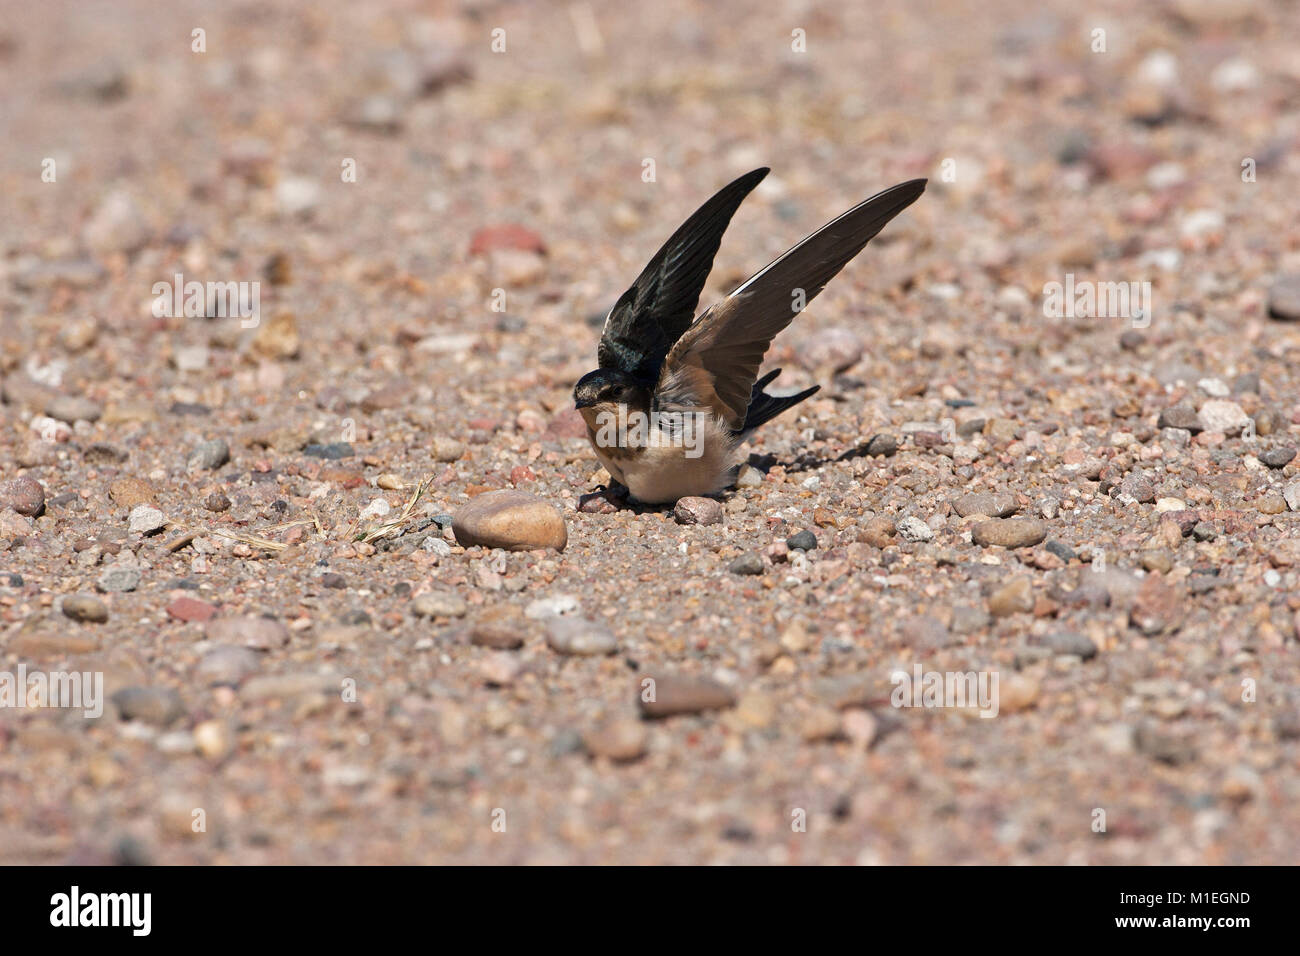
[729,552,765,575]
[188,439,231,470]
[1260,447,1296,469]
[786,529,818,551]
[97,565,141,593]
[112,687,184,726]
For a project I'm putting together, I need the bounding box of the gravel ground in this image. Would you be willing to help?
[2,0,1299,864]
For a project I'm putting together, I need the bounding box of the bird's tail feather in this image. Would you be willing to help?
[737,368,820,435]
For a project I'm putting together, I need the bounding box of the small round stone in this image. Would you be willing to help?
[0,476,45,516]
[62,594,108,623]
[673,496,723,525]
[583,718,647,761]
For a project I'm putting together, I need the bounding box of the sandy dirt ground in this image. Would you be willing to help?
[1,0,1299,864]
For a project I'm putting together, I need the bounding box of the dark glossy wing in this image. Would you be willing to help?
[657,179,926,429]
[597,168,769,381]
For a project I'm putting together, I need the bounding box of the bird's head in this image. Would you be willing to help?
[573,368,646,411]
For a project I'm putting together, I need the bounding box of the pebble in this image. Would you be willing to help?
[638,673,737,718]
[187,439,230,471]
[1260,447,1296,469]
[786,529,817,551]
[480,652,522,686]
[128,505,166,534]
[728,552,765,575]
[45,394,102,423]
[999,675,1041,713]
[97,565,141,593]
[452,490,567,551]
[864,434,898,457]
[799,707,843,742]
[196,645,261,685]
[193,720,232,759]
[204,492,231,512]
[583,718,647,761]
[525,594,580,618]
[108,477,156,508]
[673,496,723,525]
[1156,403,1201,432]
[62,593,108,623]
[1267,272,1300,321]
[971,518,1048,549]
[1043,631,1098,659]
[895,516,934,542]
[858,517,895,548]
[432,437,466,462]
[952,492,1017,518]
[205,615,290,650]
[988,577,1034,616]
[469,608,529,649]
[412,591,468,619]
[1284,481,1300,512]
[112,687,184,726]
[167,596,217,622]
[545,617,617,655]
[1130,573,1181,636]
[304,442,354,459]
[0,476,45,516]
[1197,399,1249,435]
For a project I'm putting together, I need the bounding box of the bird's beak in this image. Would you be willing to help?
[574,396,596,409]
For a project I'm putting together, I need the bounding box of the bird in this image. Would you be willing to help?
[574,167,926,504]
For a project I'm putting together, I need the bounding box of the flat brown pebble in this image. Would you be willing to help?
[638,673,737,718]
[971,518,1048,549]
[108,476,156,508]
[952,491,1017,518]
[62,594,108,623]
[469,608,529,649]
[452,489,567,551]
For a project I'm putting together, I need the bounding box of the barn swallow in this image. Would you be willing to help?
[574,168,925,504]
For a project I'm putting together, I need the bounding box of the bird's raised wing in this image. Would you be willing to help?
[597,168,769,381]
[656,178,926,430]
